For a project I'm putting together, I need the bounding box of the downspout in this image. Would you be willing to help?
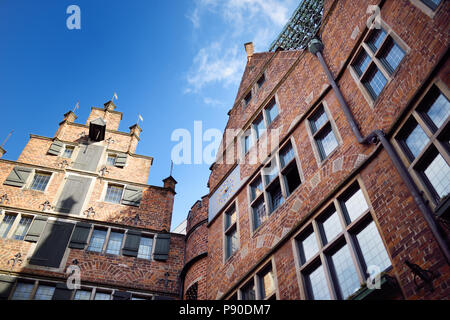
[308,39,450,263]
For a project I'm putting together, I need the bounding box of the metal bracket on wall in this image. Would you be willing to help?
[40,200,52,212]
[0,193,9,205]
[405,260,440,292]
[85,207,96,218]
[8,253,23,269]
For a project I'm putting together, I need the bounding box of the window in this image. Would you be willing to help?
[12,216,33,240]
[105,231,124,255]
[240,280,256,300]
[249,140,302,231]
[185,283,198,300]
[62,146,74,159]
[224,204,238,260]
[87,228,107,253]
[394,83,450,206]
[74,289,92,300]
[351,24,407,103]
[34,285,55,300]
[107,154,117,166]
[244,91,252,107]
[137,236,153,260]
[94,292,111,300]
[421,0,441,10]
[309,105,339,161]
[241,97,281,155]
[265,99,279,125]
[11,282,34,300]
[0,214,16,238]
[257,74,266,89]
[29,172,51,192]
[105,184,124,204]
[258,266,276,299]
[295,181,391,300]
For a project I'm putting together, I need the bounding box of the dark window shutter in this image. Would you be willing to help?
[0,275,16,300]
[153,233,170,261]
[29,221,74,268]
[153,295,175,300]
[69,222,92,249]
[3,166,32,187]
[113,291,131,300]
[52,283,73,300]
[47,141,64,156]
[122,230,141,257]
[121,186,143,207]
[114,153,128,168]
[24,216,48,242]
[72,144,104,172]
[55,175,92,215]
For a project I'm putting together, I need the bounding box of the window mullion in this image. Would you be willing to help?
[343,231,367,285]
[371,57,392,82]
[103,228,111,253]
[319,252,338,300]
[30,280,39,300]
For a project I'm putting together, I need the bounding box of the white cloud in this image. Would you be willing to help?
[203,97,226,108]
[186,41,245,93]
[185,0,297,93]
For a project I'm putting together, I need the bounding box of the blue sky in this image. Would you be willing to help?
[0,0,298,230]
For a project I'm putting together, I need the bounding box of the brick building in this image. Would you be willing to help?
[182,0,450,300]
[0,100,184,300]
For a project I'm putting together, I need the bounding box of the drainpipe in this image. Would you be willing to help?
[308,39,450,263]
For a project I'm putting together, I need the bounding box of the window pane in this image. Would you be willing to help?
[424,153,450,199]
[342,188,369,222]
[226,228,238,259]
[380,40,405,73]
[244,91,252,106]
[74,290,91,300]
[353,50,371,76]
[300,231,319,263]
[265,100,279,124]
[105,185,123,204]
[364,66,387,99]
[320,210,342,244]
[13,216,33,241]
[426,91,450,129]
[310,108,328,133]
[244,134,253,154]
[34,285,55,300]
[306,265,331,300]
[226,207,237,229]
[105,231,124,255]
[280,143,295,168]
[405,124,429,158]
[268,183,284,213]
[257,74,266,88]
[62,147,74,159]
[260,269,275,299]
[367,28,387,52]
[254,116,266,140]
[241,281,255,300]
[253,198,266,229]
[356,221,391,272]
[11,282,34,300]
[317,127,338,159]
[283,163,301,195]
[107,155,116,166]
[264,163,279,185]
[250,177,263,201]
[30,173,51,192]
[94,292,111,300]
[421,0,441,10]
[330,245,360,299]
[87,229,107,252]
[138,236,153,260]
[0,214,16,238]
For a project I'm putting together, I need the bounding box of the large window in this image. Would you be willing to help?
[308,105,339,161]
[105,231,124,255]
[295,181,391,300]
[234,261,278,300]
[0,213,33,240]
[351,22,407,104]
[224,204,239,261]
[249,140,302,231]
[105,184,124,204]
[29,172,51,192]
[394,83,449,206]
[242,97,280,155]
[137,236,153,260]
[87,228,107,253]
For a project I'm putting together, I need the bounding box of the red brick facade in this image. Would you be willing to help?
[0,101,184,300]
[183,0,450,300]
